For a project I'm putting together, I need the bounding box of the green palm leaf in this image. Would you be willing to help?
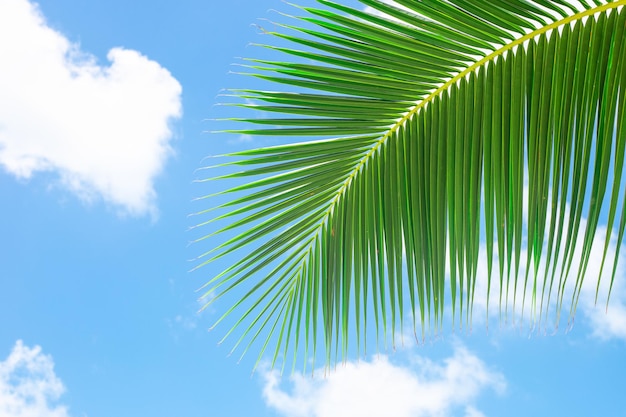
[193,0,626,371]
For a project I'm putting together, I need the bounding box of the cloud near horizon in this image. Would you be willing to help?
[0,0,182,217]
[261,344,505,417]
[0,340,70,417]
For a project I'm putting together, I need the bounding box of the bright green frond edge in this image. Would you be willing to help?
[192,0,626,372]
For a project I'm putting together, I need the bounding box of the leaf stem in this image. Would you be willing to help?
[326,0,625,216]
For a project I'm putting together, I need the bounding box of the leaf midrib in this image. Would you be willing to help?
[324,0,626,222]
[281,1,625,326]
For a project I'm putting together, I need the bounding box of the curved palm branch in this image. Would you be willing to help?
[193,0,626,370]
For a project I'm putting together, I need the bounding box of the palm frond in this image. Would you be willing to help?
[193,0,626,371]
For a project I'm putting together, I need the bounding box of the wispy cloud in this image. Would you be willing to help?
[227,134,254,145]
[0,0,182,217]
[0,340,70,417]
[261,344,505,417]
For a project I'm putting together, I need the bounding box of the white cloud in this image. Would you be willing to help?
[464,407,486,417]
[166,314,198,334]
[262,344,505,417]
[0,340,70,417]
[469,183,626,341]
[227,134,253,145]
[577,227,626,340]
[0,0,182,217]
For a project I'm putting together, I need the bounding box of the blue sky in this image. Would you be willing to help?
[0,0,625,416]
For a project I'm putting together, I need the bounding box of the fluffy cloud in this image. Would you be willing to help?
[0,0,182,217]
[575,228,626,340]
[0,340,69,417]
[262,344,505,417]
[468,183,626,341]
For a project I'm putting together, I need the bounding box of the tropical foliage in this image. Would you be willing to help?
[192,0,626,370]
